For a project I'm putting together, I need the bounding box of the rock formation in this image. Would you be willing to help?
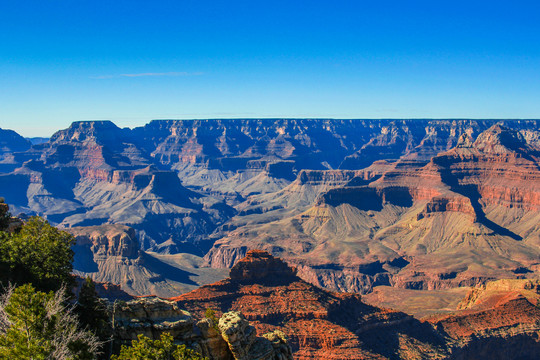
[218,311,293,360]
[1,119,540,297]
[173,251,540,359]
[174,250,450,359]
[0,128,31,173]
[69,224,228,297]
[204,124,540,294]
[229,249,297,284]
[113,296,293,360]
[428,279,540,359]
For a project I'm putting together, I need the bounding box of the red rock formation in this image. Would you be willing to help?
[174,251,449,359]
[229,249,297,284]
[427,279,540,359]
[175,252,540,359]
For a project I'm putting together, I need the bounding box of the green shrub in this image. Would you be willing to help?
[0,217,75,292]
[111,333,207,360]
[204,308,220,332]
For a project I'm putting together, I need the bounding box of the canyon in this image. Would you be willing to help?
[1,119,539,300]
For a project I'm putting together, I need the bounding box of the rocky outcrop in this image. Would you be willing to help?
[113,296,292,360]
[229,249,297,284]
[416,195,476,220]
[219,311,293,360]
[69,224,225,298]
[114,297,194,340]
[456,279,540,311]
[70,224,139,259]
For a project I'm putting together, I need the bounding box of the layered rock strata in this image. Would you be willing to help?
[68,224,227,297]
[428,279,540,359]
[205,124,540,294]
[2,120,540,296]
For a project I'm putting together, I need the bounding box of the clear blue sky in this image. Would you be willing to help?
[2,1,540,137]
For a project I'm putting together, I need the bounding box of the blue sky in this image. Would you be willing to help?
[1,1,540,137]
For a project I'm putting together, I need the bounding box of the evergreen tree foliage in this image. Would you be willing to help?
[0,217,75,292]
[111,333,207,360]
[0,283,101,359]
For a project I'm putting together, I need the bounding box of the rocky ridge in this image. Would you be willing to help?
[174,250,450,359]
[0,128,31,173]
[428,279,540,359]
[69,224,228,297]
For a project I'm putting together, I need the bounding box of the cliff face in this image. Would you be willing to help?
[428,279,540,360]
[70,224,139,259]
[70,224,159,296]
[69,224,228,298]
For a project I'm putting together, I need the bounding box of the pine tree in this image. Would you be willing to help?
[0,216,76,292]
[0,284,101,359]
[0,198,10,232]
